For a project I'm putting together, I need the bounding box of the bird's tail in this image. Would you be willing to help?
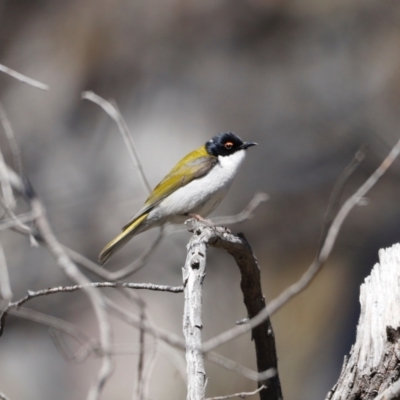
[99,213,148,265]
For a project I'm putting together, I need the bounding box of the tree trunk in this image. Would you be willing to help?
[326,243,400,400]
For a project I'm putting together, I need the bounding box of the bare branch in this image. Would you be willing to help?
[205,385,267,400]
[106,298,267,383]
[0,64,49,91]
[81,91,152,193]
[0,102,24,176]
[34,203,113,400]
[2,169,113,400]
[0,242,12,301]
[64,227,164,280]
[6,306,97,350]
[0,147,15,210]
[185,221,282,400]
[106,227,164,279]
[316,144,367,255]
[49,328,99,363]
[168,192,268,235]
[212,192,269,226]
[183,225,208,400]
[0,282,182,336]
[105,297,187,350]
[0,210,37,232]
[205,352,275,382]
[326,243,400,399]
[202,138,400,354]
[0,391,11,400]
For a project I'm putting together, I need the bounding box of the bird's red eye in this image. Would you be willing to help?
[224,142,233,149]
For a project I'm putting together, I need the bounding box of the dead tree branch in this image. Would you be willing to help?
[81,90,152,193]
[183,225,208,400]
[326,243,400,400]
[2,168,113,400]
[186,220,282,400]
[0,63,49,91]
[206,385,267,400]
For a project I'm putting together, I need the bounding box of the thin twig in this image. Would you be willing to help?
[0,391,11,400]
[64,227,164,280]
[137,304,146,400]
[3,170,113,400]
[0,282,183,334]
[203,138,400,353]
[82,91,152,193]
[0,147,15,210]
[106,227,164,279]
[106,298,187,350]
[0,242,12,301]
[0,64,49,91]
[205,385,267,400]
[212,192,269,226]
[0,102,24,176]
[49,328,100,363]
[316,145,367,255]
[205,352,275,382]
[168,192,268,234]
[137,329,158,400]
[33,204,113,400]
[6,306,97,349]
[0,210,37,231]
[106,298,269,382]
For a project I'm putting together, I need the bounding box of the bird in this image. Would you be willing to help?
[99,132,257,265]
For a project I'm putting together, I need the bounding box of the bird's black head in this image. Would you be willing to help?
[205,132,257,157]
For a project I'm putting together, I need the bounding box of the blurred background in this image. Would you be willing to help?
[1,0,400,399]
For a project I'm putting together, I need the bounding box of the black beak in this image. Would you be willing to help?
[241,142,257,150]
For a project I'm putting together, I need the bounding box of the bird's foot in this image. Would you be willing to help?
[187,213,214,226]
[185,214,215,233]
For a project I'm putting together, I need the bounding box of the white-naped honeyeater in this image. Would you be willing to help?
[99,132,257,264]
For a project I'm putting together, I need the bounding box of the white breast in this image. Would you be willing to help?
[149,149,246,223]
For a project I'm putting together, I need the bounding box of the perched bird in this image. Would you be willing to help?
[99,132,257,264]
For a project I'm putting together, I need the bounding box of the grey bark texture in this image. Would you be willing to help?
[327,243,400,400]
[183,223,208,400]
[184,220,282,400]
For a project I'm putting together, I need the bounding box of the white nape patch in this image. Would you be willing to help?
[148,149,246,223]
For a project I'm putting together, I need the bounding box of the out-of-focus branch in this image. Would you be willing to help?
[205,385,266,400]
[64,227,164,280]
[203,138,400,353]
[82,91,152,193]
[31,198,113,400]
[205,352,275,382]
[0,63,49,91]
[316,144,367,254]
[211,192,269,226]
[6,306,97,352]
[0,147,15,210]
[0,391,11,400]
[0,102,24,176]
[106,298,269,383]
[0,243,12,301]
[168,192,268,235]
[0,281,183,334]
[3,169,112,400]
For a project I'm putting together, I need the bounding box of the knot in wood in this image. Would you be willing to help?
[191,257,200,269]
